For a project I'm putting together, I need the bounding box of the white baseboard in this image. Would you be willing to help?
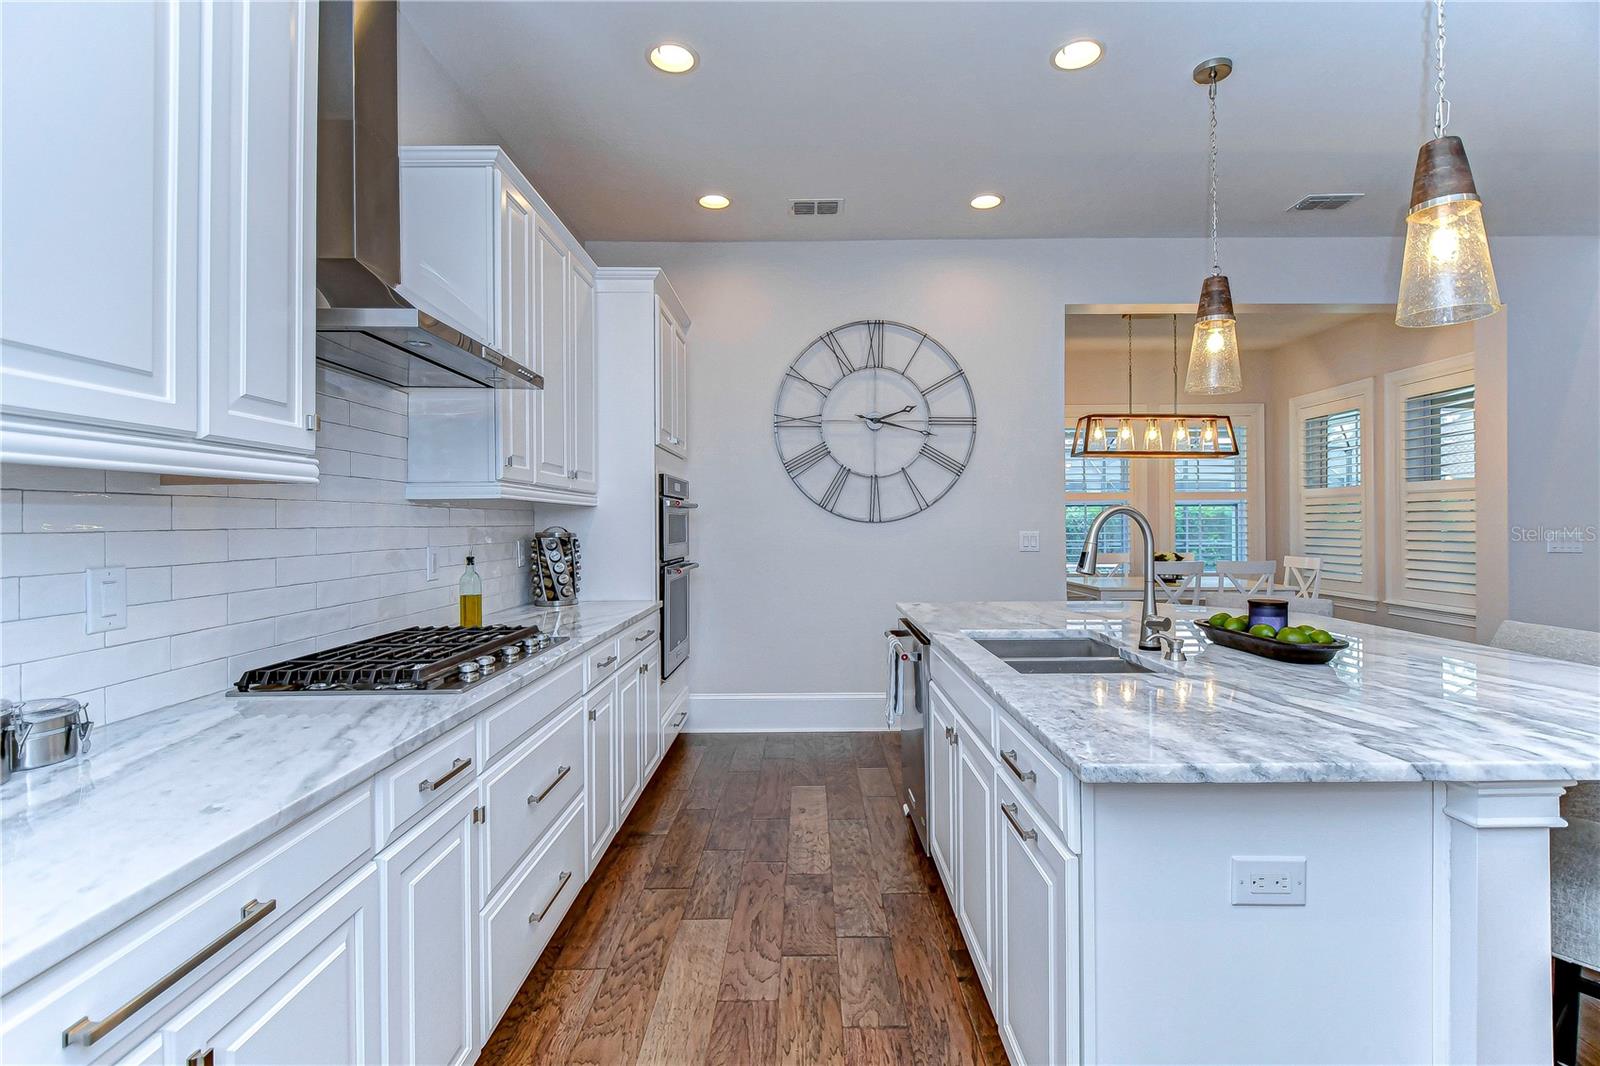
[685,692,887,733]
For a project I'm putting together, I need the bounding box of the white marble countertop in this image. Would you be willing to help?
[901,600,1600,788]
[0,600,657,995]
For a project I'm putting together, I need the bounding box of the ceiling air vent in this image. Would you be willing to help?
[790,198,843,217]
[1286,193,1365,212]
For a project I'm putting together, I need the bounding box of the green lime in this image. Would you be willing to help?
[1208,612,1233,627]
[1279,629,1310,644]
[1310,629,1334,645]
[1223,617,1248,632]
[1248,623,1278,638]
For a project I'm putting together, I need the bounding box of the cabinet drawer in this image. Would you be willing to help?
[480,699,586,900]
[930,648,997,750]
[480,801,585,1037]
[585,638,623,687]
[479,659,584,765]
[660,689,688,745]
[995,714,1079,854]
[0,789,371,1065]
[376,723,477,847]
[619,618,659,658]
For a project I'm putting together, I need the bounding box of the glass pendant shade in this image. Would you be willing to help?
[1396,138,1500,327]
[1185,275,1243,395]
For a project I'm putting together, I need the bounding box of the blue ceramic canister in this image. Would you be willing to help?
[1247,598,1289,632]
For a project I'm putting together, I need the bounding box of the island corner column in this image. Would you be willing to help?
[1437,780,1573,1064]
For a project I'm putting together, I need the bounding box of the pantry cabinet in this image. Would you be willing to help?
[401,147,598,506]
[656,301,690,457]
[0,0,318,481]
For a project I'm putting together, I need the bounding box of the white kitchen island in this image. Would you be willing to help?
[900,600,1600,1066]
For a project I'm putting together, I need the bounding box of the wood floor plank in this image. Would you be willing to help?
[646,807,714,888]
[477,966,602,1066]
[566,888,688,1066]
[857,765,896,798]
[830,818,889,937]
[718,860,787,1001]
[727,736,768,773]
[652,742,705,793]
[824,760,867,821]
[628,783,689,836]
[753,758,793,819]
[852,732,890,768]
[687,849,746,919]
[685,740,735,810]
[706,771,761,851]
[845,1026,914,1066]
[636,918,732,1066]
[781,872,837,956]
[777,956,847,1066]
[552,835,661,969]
[863,794,925,893]
[703,1000,779,1066]
[885,892,984,1066]
[949,946,1009,1066]
[789,784,832,874]
[837,937,906,1028]
[748,818,790,862]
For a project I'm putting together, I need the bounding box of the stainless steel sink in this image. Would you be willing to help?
[973,636,1151,675]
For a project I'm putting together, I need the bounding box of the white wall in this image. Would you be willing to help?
[0,368,539,728]
[588,235,1598,708]
[397,8,504,147]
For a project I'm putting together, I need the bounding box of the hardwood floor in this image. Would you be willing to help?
[480,731,1008,1066]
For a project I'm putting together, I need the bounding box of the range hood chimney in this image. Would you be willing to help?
[314,0,540,390]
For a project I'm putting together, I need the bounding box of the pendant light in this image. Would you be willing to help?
[1070,316,1238,459]
[1185,58,1243,396]
[1395,0,1502,327]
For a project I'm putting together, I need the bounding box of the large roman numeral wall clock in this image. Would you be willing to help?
[772,320,977,523]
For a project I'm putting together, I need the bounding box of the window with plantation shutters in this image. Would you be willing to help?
[1172,425,1249,568]
[1064,426,1131,561]
[1385,357,1476,617]
[1290,381,1375,600]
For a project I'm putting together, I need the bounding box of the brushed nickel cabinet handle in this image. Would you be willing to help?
[670,711,688,728]
[528,765,572,805]
[418,756,472,793]
[528,870,573,924]
[63,899,278,1047]
[1001,802,1037,842]
[1000,749,1037,783]
[596,655,618,669]
[635,629,656,642]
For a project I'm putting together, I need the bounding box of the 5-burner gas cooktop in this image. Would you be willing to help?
[233,624,568,694]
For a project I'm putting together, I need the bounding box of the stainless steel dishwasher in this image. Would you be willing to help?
[885,618,930,853]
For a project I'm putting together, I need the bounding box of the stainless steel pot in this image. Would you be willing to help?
[0,699,14,785]
[7,698,93,773]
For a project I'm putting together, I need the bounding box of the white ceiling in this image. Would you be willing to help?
[401,1,1599,244]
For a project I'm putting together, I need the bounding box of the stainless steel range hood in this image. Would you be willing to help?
[314,1,540,390]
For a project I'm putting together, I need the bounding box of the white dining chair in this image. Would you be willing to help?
[1216,561,1276,597]
[1281,556,1323,598]
[1152,561,1204,606]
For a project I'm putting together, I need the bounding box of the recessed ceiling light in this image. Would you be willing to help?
[970,194,1004,210]
[698,193,731,210]
[1052,39,1104,71]
[648,43,698,74]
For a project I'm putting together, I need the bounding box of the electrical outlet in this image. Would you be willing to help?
[84,567,127,634]
[1230,857,1307,906]
[1019,530,1040,553]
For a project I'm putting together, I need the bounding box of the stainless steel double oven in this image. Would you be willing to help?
[659,475,697,678]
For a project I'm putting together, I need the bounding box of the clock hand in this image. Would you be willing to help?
[875,417,933,437]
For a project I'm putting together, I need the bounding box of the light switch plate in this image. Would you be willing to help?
[1019,530,1040,553]
[1230,856,1307,905]
[425,546,438,581]
[85,566,127,634]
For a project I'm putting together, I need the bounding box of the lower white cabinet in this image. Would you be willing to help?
[954,731,997,996]
[994,776,1078,1066]
[927,682,959,887]
[160,864,382,1066]
[584,682,618,869]
[379,788,478,1066]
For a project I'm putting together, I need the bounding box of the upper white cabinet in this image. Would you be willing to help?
[0,0,319,481]
[656,301,689,457]
[401,147,598,506]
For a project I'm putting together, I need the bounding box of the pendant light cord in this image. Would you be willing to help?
[1172,315,1179,409]
[1433,0,1450,137]
[1126,315,1134,414]
[1208,75,1221,276]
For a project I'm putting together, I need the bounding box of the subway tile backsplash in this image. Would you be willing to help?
[0,366,540,727]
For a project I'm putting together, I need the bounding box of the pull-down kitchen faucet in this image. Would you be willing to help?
[1076,505,1171,652]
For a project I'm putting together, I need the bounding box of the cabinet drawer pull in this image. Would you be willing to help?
[418,756,472,793]
[596,655,618,669]
[1000,802,1037,842]
[670,711,688,728]
[1000,749,1037,783]
[634,629,656,642]
[528,870,573,924]
[528,765,572,805]
[62,898,278,1047]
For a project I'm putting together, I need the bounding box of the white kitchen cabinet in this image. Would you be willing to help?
[0,0,318,481]
[401,146,598,506]
[617,651,662,820]
[161,864,381,1066]
[584,681,618,869]
[926,682,959,891]
[379,789,478,1066]
[995,777,1078,1066]
[655,301,689,457]
[955,731,997,997]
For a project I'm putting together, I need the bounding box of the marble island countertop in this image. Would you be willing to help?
[0,600,658,995]
[900,600,1600,787]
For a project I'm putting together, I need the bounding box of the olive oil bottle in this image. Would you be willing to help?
[459,555,483,627]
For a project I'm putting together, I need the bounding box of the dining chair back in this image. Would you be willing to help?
[1216,561,1276,597]
[1152,561,1205,606]
[1282,556,1323,598]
